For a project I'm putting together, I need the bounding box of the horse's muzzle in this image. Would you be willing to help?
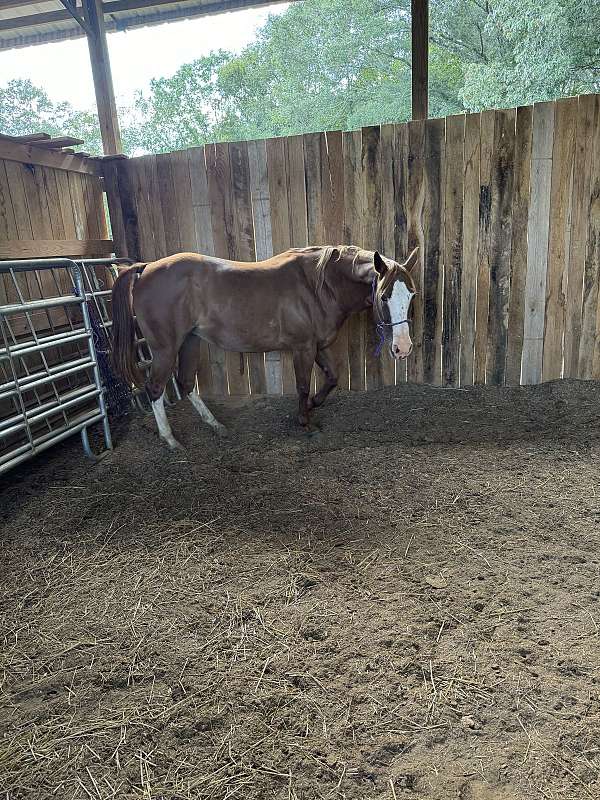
[391,341,413,360]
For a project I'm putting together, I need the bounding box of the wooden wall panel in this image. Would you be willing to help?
[91,93,600,398]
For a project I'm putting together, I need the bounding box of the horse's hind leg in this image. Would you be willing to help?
[146,346,182,449]
[177,333,227,436]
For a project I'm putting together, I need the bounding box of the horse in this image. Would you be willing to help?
[110,245,419,448]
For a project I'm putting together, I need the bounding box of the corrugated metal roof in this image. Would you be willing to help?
[0,0,290,51]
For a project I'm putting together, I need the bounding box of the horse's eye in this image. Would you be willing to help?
[382,296,389,303]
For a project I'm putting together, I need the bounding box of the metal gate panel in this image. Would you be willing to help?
[0,258,113,476]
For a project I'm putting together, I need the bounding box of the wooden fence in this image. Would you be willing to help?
[0,139,115,435]
[0,138,113,334]
[104,93,600,396]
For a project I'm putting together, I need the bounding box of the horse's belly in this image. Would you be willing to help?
[192,313,292,352]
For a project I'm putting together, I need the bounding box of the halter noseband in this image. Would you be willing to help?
[371,276,410,357]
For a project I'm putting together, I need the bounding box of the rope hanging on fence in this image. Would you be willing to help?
[73,282,132,419]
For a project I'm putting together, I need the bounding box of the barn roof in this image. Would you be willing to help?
[0,0,291,51]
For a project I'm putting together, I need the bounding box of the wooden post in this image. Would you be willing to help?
[82,0,122,155]
[411,0,428,120]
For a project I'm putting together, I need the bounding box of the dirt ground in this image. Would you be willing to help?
[1,379,600,800]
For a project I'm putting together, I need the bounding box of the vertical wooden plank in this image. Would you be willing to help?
[186,147,213,397]
[100,161,125,255]
[505,105,533,385]
[321,130,350,390]
[282,135,308,394]
[286,135,308,249]
[67,171,87,240]
[442,114,465,387]
[4,162,36,305]
[27,165,53,239]
[0,160,19,316]
[304,133,324,246]
[81,174,100,240]
[249,139,280,395]
[363,125,385,390]
[4,161,33,239]
[486,108,516,385]
[542,98,577,382]
[171,149,196,252]
[156,153,181,258]
[522,101,555,385]
[266,137,294,395]
[188,146,214,256]
[204,143,233,396]
[92,176,109,240]
[230,140,264,395]
[115,160,141,261]
[304,133,324,395]
[248,140,273,260]
[579,96,600,379]
[39,169,65,240]
[32,166,66,323]
[206,142,246,396]
[406,119,425,383]
[18,163,51,241]
[143,155,167,259]
[0,160,17,241]
[322,130,345,242]
[343,129,366,391]
[390,123,409,383]
[422,117,445,385]
[381,123,400,385]
[265,137,290,254]
[128,157,156,262]
[459,113,480,386]
[565,96,595,378]
[473,110,495,384]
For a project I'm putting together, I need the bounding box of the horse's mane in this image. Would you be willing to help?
[314,245,371,294]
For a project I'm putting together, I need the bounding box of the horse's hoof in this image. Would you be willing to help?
[163,437,185,451]
[304,427,322,440]
[214,424,229,438]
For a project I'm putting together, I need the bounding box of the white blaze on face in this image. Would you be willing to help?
[387,280,414,359]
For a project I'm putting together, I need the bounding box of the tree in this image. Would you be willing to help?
[431,0,600,110]
[4,1,600,155]
[0,78,105,154]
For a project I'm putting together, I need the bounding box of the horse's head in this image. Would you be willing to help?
[371,247,419,360]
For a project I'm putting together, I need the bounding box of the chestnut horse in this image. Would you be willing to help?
[111,245,419,447]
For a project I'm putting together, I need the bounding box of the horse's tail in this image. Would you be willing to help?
[111,265,144,388]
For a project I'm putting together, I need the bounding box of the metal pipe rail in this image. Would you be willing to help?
[0,257,119,476]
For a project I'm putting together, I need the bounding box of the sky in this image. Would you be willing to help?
[0,3,289,110]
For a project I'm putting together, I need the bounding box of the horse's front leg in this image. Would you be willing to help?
[292,346,316,428]
[310,346,338,409]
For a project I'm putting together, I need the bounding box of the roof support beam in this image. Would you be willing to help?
[411,0,428,120]
[0,10,69,32]
[82,0,122,155]
[57,0,94,38]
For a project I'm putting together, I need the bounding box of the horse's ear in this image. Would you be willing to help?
[374,251,387,276]
[402,247,420,274]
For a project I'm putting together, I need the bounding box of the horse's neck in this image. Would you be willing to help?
[325,255,373,314]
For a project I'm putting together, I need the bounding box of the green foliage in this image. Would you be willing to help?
[0,79,104,154]
[2,0,600,155]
